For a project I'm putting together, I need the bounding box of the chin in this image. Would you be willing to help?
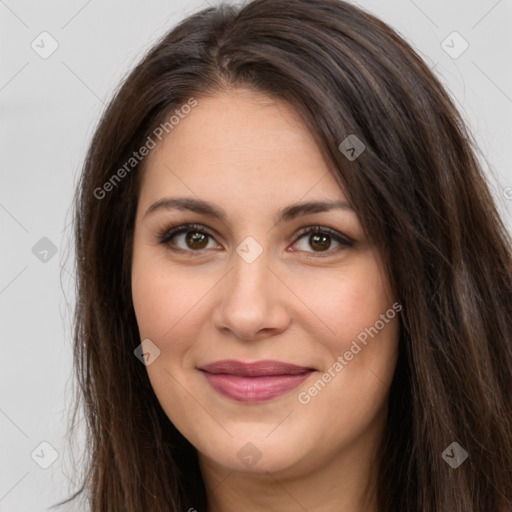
[194,425,313,475]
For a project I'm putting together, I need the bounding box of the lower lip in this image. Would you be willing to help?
[201,371,314,403]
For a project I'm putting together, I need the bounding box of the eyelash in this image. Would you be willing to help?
[157,223,354,257]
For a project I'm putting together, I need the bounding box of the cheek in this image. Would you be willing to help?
[131,254,216,354]
[132,272,175,341]
[131,260,211,422]
[299,253,395,351]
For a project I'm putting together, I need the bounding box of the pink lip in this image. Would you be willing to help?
[198,360,315,403]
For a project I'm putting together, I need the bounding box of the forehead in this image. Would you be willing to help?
[139,88,347,204]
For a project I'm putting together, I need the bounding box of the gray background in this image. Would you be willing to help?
[1,0,511,510]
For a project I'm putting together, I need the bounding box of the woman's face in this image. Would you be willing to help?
[131,87,400,479]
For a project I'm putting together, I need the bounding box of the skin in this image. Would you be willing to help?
[131,87,400,512]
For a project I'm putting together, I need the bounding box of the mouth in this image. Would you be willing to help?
[197,360,316,403]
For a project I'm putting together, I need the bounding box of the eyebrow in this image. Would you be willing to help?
[143,197,354,224]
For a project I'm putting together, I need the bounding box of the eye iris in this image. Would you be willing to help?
[186,231,208,250]
[310,233,330,251]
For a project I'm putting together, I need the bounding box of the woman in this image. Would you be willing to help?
[61,0,512,510]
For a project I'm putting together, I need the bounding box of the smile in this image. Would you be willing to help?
[198,359,315,403]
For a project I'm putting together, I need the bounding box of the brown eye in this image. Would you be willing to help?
[186,231,209,250]
[293,226,353,254]
[309,233,331,251]
[159,223,219,253]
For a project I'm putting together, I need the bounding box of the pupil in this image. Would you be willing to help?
[310,233,330,251]
[187,231,207,249]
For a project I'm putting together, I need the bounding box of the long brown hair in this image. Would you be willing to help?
[59,0,512,510]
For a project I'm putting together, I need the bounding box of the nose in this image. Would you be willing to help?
[211,244,291,341]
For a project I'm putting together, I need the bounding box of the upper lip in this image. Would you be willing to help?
[198,359,315,377]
